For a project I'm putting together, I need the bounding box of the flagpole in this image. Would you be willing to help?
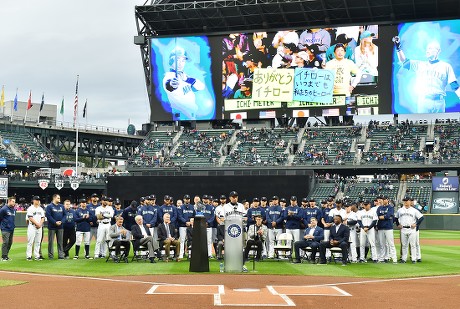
[74,75,79,176]
[37,92,44,123]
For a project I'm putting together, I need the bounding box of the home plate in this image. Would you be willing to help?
[217,286,295,306]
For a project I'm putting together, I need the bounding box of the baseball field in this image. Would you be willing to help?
[0,229,459,308]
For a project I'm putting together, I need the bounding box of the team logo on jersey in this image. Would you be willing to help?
[227,224,242,238]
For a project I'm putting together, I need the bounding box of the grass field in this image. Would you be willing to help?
[0,229,458,279]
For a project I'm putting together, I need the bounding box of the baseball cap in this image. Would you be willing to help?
[164,195,171,200]
[327,197,334,202]
[202,194,209,199]
[229,191,238,197]
[261,196,267,201]
[139,197,146,202]
[149,194,156,200]
[283,42,297,51]
[336,199,343,204]
[184,194,190,199]
[114,199,121,205]
[280,198,287,203]
[220,195,227,199]
[383,195,390,200]
[336,33,352,44]
[290,196,297,201]
[213,198,219,203]
[79,198,87,203]
[302,198,308,203]
[253,197,259,202]
[306,44,319,55]
[363,200,371,204]
[240,79,253,88]
[91,193,98,198]
[309,198,315,202]
[360,30,375,40]
[272,195,279,200]
[321,200,327,204]
[402,196,411,201]
[107,197,113,202]
[101,196,107,201]
[32,196,40,201]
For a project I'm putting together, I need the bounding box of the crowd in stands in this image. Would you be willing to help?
[433,123,460,163]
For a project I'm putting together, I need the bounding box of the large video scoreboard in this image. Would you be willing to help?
[147,19,460,122]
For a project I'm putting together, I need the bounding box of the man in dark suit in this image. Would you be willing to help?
[131,215,156,263]
[158,213,180,262]
[319,215,350,266]
[292,217,324,263]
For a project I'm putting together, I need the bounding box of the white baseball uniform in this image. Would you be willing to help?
[94,205,114,257]
[26,205,45,259]
[357,208,378,261]
[395,206,423,262]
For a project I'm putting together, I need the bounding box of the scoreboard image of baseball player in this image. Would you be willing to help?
[392,19,460,114]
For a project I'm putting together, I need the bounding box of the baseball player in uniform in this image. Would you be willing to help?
[395,196,424,263]
[393,36,460,113]
[345,203,359,263]
[163,47,205,120]
[411,197,425,262]
[26,196,45,260]
[88,194,100,244]
[357,201,378,262]
[266,196,283,259]
[376,196,398,263]
[74,198,92,259]
[94,197,114,258]
[178,194,196,259]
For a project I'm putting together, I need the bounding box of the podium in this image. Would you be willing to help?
[224,213,244,272]
[189,215,209,272]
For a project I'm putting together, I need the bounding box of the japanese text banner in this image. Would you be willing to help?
[293,68,335,103]
[252,68,294,102]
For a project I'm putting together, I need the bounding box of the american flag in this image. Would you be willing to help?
[259,110,276,119]
[73,76,79,125]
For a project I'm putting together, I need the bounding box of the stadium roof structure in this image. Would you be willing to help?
[135,0,460,37]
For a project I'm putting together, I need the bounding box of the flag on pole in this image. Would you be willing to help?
[73,77,79,125]
[0,86,4,107]
[13,90,18,111]
[27,91,33,110]
[40,93,45,111]
[83,99,87,118]
[60,97,64,115]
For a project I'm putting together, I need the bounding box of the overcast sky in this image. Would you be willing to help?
[0,0,149,131]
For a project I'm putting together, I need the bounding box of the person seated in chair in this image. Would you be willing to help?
[243,215,267,262]
[319,215,350,266]
[131,215,156,263]
[158,213,181,262]
[108,216,131,259]
[292,217,324,263]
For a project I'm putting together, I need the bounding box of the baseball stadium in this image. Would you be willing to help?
[1,1,460,308]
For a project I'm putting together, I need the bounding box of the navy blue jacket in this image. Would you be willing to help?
[137,205,158,228]
[246,207,266,228]
[266,205,284,229]
[178,204,196,227]
[46,203,65,230]
[122,206,138,231]
[376,205,395,230]
[87,203,100,228]
[284,205,303,229]
[303,207,322,226]
[63,208,76,230]
[159,204,178,225]
[75,208,92,232]
[0,205,16,232]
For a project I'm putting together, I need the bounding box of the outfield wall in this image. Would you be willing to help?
[419,214,460,230]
